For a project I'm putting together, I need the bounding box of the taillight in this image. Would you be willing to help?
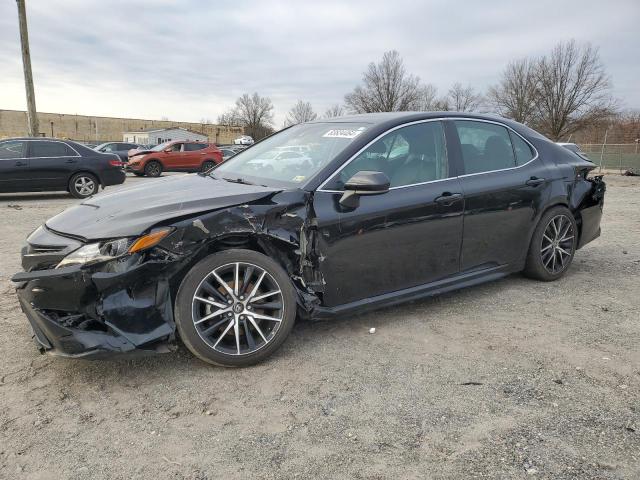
[109,159,123,167]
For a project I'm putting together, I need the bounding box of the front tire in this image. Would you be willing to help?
[69,173,99,198]
[523,206,577,281]
[144,160,162,177]
[174,249,297,367]
[201,160,215,172]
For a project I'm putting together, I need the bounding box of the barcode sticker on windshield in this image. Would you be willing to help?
[323,128,364,139]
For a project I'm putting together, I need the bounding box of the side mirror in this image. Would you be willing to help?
[339,171,390,208]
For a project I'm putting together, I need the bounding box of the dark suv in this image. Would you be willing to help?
[0,138,125,198]
[94,142,141,162]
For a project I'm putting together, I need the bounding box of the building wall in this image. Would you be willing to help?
[0,109,244,144]
[124,129,208,144]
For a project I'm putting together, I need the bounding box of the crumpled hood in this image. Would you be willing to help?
[46,174,279,240]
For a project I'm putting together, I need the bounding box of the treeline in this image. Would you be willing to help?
[217,40,633,143]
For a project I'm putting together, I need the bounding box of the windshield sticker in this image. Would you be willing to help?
[323,128,365,139]
[292,175,306,182]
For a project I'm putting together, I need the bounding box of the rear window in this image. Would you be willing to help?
[509,131,535,166]
[454,120,516,174]
[28,141,73,157]
[184,143,208,151]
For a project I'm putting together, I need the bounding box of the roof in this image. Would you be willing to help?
[308,111,511,125]
[307,111,545,141]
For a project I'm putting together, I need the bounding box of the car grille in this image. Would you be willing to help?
[22,226,83,271]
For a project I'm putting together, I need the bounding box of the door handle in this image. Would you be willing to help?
[435,192,463,206]
[525,176,545,186]
[14,160,27,166]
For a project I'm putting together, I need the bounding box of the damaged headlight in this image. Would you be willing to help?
[56,228,173,268]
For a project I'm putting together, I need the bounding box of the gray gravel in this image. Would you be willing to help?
[0,173,638,479]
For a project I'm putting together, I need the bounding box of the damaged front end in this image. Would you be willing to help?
[12,226,185,358]
[12,188,325,359]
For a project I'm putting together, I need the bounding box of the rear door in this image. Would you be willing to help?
[183,143,208,169]
[451,119,549,271]
[26,140,79,190]
[0,140,30,192]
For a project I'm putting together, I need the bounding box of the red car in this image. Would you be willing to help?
[127,140,223,177]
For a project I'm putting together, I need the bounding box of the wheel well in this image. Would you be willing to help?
[535,201,583,246]
[145,158,162,167]
[67,170,101,189]
[167,235,297,301]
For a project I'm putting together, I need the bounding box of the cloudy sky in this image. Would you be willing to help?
[1,0,638,126]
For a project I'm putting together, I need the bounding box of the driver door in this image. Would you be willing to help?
[312,120,464,307]
[163,142,185,169]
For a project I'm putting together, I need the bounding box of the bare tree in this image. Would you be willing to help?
[415,84,441,111]
[218,92,275,139]
[324,104,345,118]
[345,50,430,113]
[216,111,241,126]
[284,100,317,127]
[447,83,483,112]
[487,58,538,123]
[533,40,616,140]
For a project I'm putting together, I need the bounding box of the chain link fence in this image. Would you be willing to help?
[579,143,640,173]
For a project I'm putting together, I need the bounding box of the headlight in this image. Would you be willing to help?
[55,228,172,268]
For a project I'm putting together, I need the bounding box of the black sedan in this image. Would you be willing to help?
[0,138,125,198]
[12,113,605,366]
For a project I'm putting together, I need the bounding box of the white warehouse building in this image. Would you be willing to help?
[123,127,208,145]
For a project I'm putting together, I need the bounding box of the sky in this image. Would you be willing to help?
[1,0,638,127]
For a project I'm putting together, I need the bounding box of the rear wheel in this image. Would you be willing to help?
[144,160,162,177]
[523,206,577,281]
[201,160,215,172]
[69,173,99,198]
[175,249,297,367]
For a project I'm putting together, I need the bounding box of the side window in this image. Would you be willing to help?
[102,143,116,152]
[509,131,535,166]
[185,143,207,151]
[325,121,449,189]
[170,143,183,152]
[0,140,26,159]
[28,141,70,157]
[454,121,515,174]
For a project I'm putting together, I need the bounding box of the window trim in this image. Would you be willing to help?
[317,118,451,193]
[316,117,539,193]
[25,139,81,159]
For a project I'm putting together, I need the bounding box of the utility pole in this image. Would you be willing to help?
[16,0,39,137]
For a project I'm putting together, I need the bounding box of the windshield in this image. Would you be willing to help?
[151,141,172,152]
[212,122,370,187]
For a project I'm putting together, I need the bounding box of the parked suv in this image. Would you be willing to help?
[94,142,141,162]
[127,141,223,177]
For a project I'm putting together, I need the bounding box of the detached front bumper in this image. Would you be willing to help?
[13,259,178,359]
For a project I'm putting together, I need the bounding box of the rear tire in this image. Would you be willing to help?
[174,249,297,367]
[144,160,162,177]
[523,206,577,281]
[69,173,99,199]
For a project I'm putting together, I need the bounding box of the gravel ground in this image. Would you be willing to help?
[0,173,638,479]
